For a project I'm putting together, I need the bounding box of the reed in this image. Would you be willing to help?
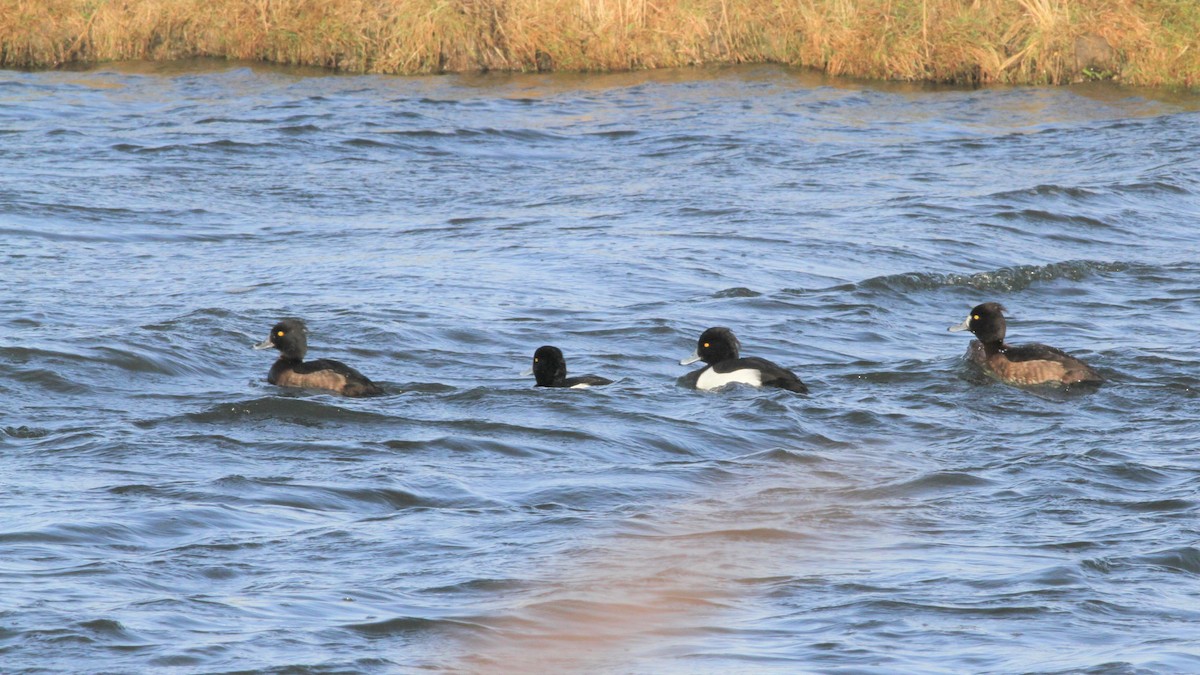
[1,0,1197,85]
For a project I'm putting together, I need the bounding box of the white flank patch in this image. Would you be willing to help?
[695,367,763,390]
[569,383,591,389]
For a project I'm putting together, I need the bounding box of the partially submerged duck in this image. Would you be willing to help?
[529,345,612,388]
[253,318,384,397]
[679,327,808,393]
[948,302,1102,386]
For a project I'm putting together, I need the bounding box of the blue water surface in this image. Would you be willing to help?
[2,61,1199,673]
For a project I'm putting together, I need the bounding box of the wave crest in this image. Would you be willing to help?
[857,260,1133,293]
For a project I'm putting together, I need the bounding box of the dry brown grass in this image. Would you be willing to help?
[1,0,1198,85]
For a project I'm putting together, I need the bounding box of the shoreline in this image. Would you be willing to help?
[2,0,1198,87]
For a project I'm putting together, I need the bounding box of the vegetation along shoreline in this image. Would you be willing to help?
[2,0,1198,86]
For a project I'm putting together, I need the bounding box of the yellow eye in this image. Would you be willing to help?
[277,330,285,337]
[972,315,980,321]
[534,358,539,363]
[703,342,710,348]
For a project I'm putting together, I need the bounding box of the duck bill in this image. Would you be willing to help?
[520,367,533,376]
[947,316,972,333]
[679,350,701,366]
[253,337,274,350]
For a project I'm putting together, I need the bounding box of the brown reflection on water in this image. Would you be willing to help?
[455,456,902,673]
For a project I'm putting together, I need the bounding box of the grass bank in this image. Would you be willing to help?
[2,0,1198,86]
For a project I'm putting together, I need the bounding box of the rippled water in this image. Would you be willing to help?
[3,61,1200,673]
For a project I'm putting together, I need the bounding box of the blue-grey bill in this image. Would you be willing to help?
[520,367,533,376]
[948,317,971,333]
[680,351,701,366]
[253,338,274,350]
